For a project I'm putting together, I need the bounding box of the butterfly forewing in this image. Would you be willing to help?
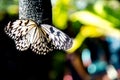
[41,24,73,50]
[4,19,73,55]
[5,20,36,40]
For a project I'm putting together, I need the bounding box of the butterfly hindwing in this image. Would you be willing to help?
[30,27,53,55]
[15,35,30,51]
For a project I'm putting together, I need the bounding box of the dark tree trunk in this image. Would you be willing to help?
[19,0,52,25]
[18,0,53,80]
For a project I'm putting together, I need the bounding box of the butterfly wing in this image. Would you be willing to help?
[15,35,30,51]
[4,20,38,51]
[41,24,73,50]
[4,19,73,55]
[4,20,36,40]
[4,19,54,54]
[30,27,53,55]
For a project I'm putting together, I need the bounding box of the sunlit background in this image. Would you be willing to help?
[0,0,120,80]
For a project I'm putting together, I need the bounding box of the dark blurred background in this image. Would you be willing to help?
[0,0,120,80]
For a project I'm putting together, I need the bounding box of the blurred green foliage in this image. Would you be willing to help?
[53,0,120,29]
[52,0,120,53]
[0,0,18,20]
[52,0,120,79]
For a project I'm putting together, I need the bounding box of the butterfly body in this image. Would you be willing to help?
[4,19,72,55]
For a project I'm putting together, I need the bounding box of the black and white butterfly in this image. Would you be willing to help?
[4,19,72,55]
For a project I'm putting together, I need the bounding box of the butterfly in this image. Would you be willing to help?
[4,19,73,55]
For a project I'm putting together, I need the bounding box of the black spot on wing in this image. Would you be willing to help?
[50,27,54,33]
[24,20,29,26]
[19,20,22,26]
[57,31,60,36]
[25,28,28,32]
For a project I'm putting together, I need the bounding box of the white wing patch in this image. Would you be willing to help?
[4,19,73,55]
